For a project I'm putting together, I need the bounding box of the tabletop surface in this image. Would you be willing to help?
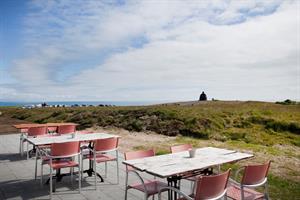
[123,147,253,178]
[13,123,78,129]
[26,132,119,145]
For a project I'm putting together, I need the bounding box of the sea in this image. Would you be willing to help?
[0,101,160,107]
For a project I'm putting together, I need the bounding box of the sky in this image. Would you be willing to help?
[0,0,299,102]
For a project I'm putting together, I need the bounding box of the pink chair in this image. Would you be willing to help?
[57,125,76,135]
[226,161,271,200]
[83,137,119,188]
[170,144,192,153]
[40,141,81,199]
[26,126,48,159]
[158,169,231,200]
[124,149,168,200]
[170,144,199,192]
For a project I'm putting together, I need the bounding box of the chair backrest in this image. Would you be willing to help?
[51,141,80,157]
[27,126,48,137]
[241,161,271,185]
[77,130,93,134]
[57,125,76,135]
[170,144,192,153]
[195,169,231,200]
[20,128,28,133]
[124,149,155,171]
[94,137,119,152]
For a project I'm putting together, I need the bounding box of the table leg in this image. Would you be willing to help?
[82,143,104,182]
[167,176,181,200]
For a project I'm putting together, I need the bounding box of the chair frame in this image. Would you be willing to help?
[158,169,231,200]
[228,161,271,200]
[39,143,81,199]
[84,137,119,189]
[124,149,168,200]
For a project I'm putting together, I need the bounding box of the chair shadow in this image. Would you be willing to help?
[0,177,95,200]
[0,152,26,162]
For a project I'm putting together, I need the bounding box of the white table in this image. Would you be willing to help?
[25,132,119,145]
[123,147,253,200]
[26,132,119,186]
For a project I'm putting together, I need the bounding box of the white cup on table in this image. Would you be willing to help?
[189,149,196,158]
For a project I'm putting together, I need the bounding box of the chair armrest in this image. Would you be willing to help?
[127,170,146,187]
[37,146,50,157]
[158,187,192,200]
[234,166,245,181]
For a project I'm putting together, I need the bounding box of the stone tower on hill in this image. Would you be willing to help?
[199,91,207,101]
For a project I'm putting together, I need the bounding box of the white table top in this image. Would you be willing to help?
[123,147,253,178]
[26,132,119,145]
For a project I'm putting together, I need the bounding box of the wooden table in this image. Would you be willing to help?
[13,123,78,129]
[123,147,253,200]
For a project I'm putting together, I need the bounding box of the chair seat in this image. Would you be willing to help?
[226,183,264,200]
[87,154,116,163]
[45,160,79,169]
[129,180,168,196]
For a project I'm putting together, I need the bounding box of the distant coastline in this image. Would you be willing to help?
[0,101,160,107]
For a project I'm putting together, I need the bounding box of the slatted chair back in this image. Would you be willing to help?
[27,126,48,137]
[195,169,231,200]
[57,125,76,135]
[170,144,192,153]
[124,149,155,171]
[94,137,119,152]
[242,161,271,185]
[51,141,80,157]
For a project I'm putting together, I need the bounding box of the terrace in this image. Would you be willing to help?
[0,133,196,200]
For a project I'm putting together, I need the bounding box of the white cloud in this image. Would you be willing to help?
[3,0,299,102]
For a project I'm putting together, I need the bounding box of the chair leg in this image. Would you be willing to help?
[265,182,269,200]
[35,150,38,180]
[116,151,119,184]
[81,155,84,179]
[105,162,107,178]
[241,186,245,200]
[116,160,119,184]
[124,173,128,200]
[94,160,97,190]
[21,139,24,156]
[40,162,43,187]
[19,135,22,154]
[78,154,81,193]
[71,167,74,187]
[27,142,29,160]
[50,167,53,199]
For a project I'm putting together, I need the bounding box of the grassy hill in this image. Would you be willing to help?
[0,100,299,199]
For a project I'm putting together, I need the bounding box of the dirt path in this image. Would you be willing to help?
[86,126,177,153]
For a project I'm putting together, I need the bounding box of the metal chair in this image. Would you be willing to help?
[57,125,76,135]
[124,149,168,200]
[40,141,81,199]
[158,169,231,200]
[26,126,48,160]
[226,161,271,200]
[83,137,119,189]
[170,144,194,189]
